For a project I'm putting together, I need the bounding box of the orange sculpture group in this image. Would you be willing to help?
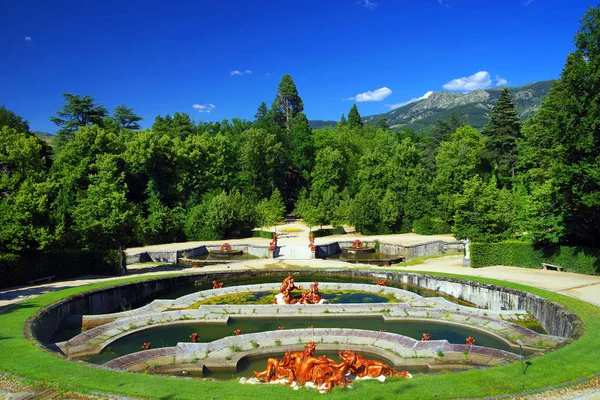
[351,239,364,249]
[220,243,232,253]
[274,275,325,305]
[212,280,224,289]
[251,342,411,392]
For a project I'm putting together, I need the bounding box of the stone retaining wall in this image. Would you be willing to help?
[103,328,519,372]
[126,244,270,265]
[27,268,582,346]
[314,240,463,260]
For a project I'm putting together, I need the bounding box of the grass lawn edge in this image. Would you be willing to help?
[0,270,599,399]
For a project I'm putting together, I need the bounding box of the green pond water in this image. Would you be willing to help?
[192,290,396,306]
[85,315,522,365]
[160,350,429,381]
[158,274,475,307]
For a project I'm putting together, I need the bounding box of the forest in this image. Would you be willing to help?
[1,6,599,280]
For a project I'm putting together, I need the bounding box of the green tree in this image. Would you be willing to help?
[256,189,286,232]
[254,102,269,121]
[238,128,284,199]
[112,105,142,130]
[434,125,488,222]
[71,154,135,268]
[338,113,347,126]
[0,127,50,195]
[519,5,600,246]
[0,105,30,133]
[50,93,108,149]
[271,75,304,130]
[348,104,363,128]
[482,88,521,188]
[375,117,390,130]
[452,175,515,241]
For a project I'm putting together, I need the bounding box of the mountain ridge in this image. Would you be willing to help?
[309,80,552,131]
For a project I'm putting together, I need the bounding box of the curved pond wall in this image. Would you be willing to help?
[27,269,582,344]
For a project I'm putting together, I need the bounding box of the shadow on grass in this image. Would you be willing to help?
[0,302,38,316]
[524,360,533,374]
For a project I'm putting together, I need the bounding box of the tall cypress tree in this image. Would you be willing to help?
[482,87,521,189]
[348,104,363,128]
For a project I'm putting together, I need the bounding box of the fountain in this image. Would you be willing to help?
[243,342,412,393]
[273,275,327,305]
[209,242,243,257]
[34,267,575,397]
[343,239,375,255]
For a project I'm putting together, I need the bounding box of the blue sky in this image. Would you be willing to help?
[0,0,595,133]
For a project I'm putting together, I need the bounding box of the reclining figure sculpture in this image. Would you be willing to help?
[250,342,411,392]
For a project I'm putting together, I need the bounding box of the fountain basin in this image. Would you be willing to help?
[208,249,244,257]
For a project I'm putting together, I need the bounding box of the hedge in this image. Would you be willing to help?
[0,249,122,289]
[471,240,600,275]
[311,226,346,238]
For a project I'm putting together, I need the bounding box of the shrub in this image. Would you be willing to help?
[413,216,451,235]
[0,249,122,288]
[251,230,275,239]
[311,226,346,238]
[471,241,600,275]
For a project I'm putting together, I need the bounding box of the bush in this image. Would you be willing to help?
[252,230,275,239]
[311,226,346,238]
[471,241,600,275]
[0,249,122,289]
[413,216,451,235]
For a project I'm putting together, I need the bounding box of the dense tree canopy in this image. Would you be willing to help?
[1,5,600,266]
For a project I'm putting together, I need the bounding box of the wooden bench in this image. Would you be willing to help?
[542,263,564,272]
[26,275,56,285]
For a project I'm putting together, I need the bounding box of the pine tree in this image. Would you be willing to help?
[50,93,108,150]
[375,118,390,130]
[271,75,304,130]
[348,104,363,128]
[112,105,142,130]
[482,87,521,189]
[339,113,347,126]
[254,102,268,121]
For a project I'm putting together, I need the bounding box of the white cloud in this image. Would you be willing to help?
[495,75,508,86]
[346,87,392,102]
[360,0,377,9]
[443,71,492,91]
[438,0,450,8]
[524,0,534,5]
[231,69,252,76]
[192,103,216,113]
[24,36,32,41]
[387,91,434,109]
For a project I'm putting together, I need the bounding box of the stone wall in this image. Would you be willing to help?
[315,240,463,260]
[27,268,581,345]
[126,244,269,265]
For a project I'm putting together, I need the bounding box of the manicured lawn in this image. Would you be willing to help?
[0,271,598,399]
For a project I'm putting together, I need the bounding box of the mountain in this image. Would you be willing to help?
[309,80,552,132]
[308,120,337,129]
[32,131,54,143]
